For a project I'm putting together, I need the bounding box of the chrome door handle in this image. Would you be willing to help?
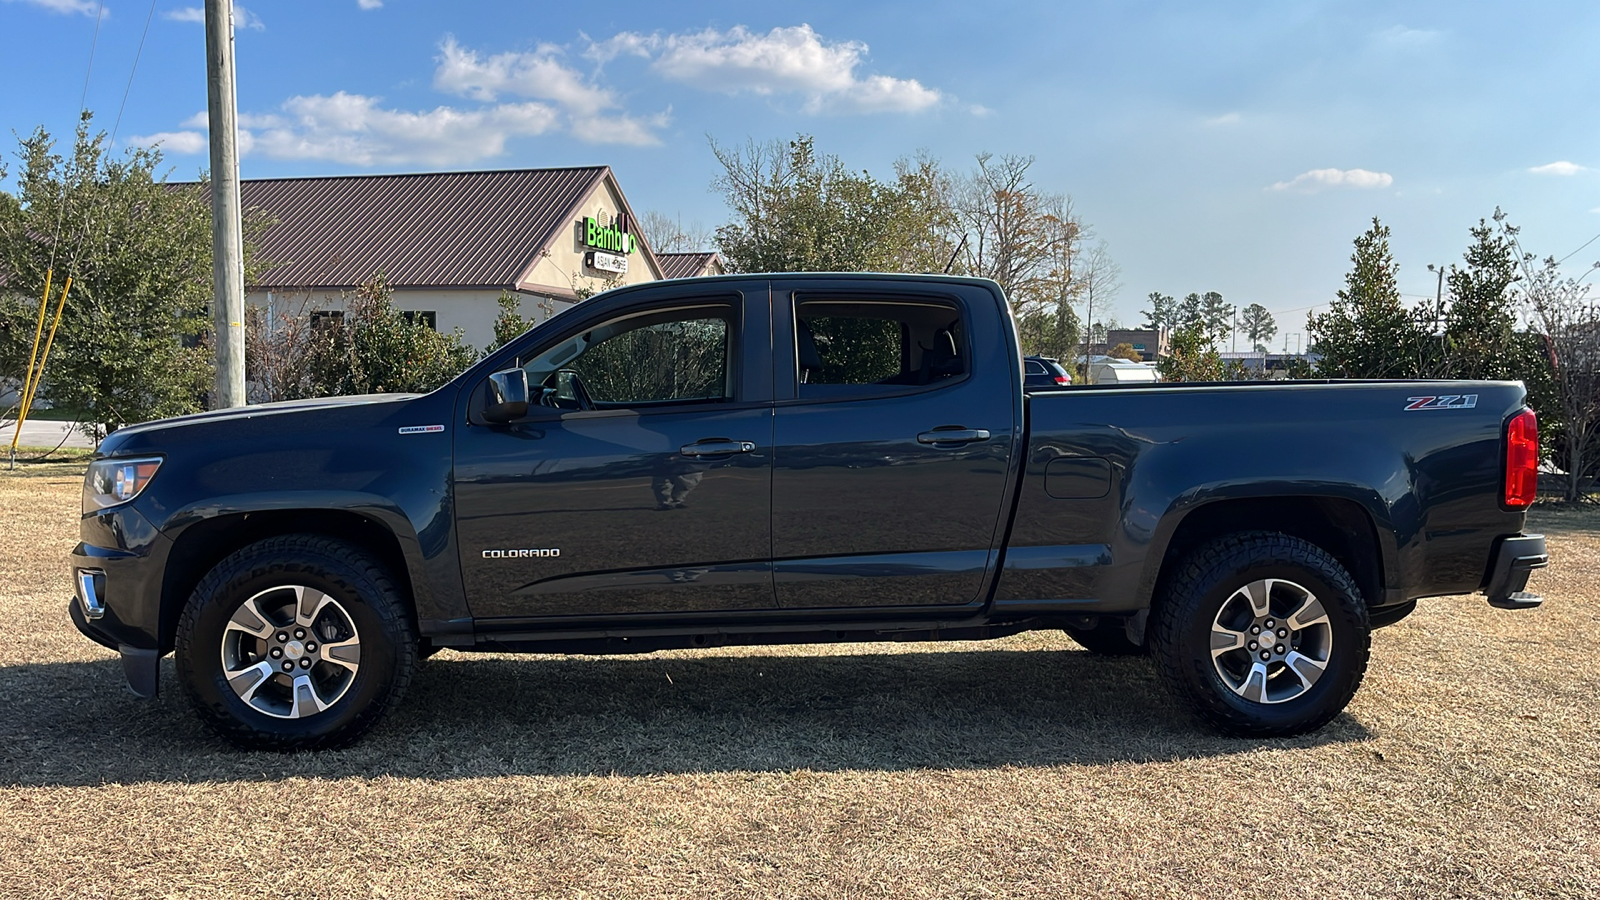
[917,428,990,445]
[681,440,757,457]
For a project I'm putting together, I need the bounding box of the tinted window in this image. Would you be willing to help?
[803,316,902,384]
[795,300,966,398]
[525,307,732,407]
[1025,360,1046,375]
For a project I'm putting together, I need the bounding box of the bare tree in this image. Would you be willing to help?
[638,209,715,254]
[1502,213,1600,501]
[1078,240,1121,358]
[952,153,1088,346]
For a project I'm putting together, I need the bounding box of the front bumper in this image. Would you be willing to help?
[1483,533,1547,610]
[70,502,174,700]
[69,597,161,698]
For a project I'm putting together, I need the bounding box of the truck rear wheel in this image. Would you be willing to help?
[175,535,417,751]
[1150,532,1369,737]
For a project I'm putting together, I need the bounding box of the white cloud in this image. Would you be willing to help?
[133,24,949,166]
[149,81,659,164]
[434,37,615,110]
[1204,112,1240,126]
[1529,161,1588,176]
[242,92,561,165]
[583,31,658,64]
[597,24,943,114]
[357,0,381,8]
[1372,25,1441,48]
[570,109,671,147]
[125,130,207,154]
[142,94,570,164]
[164,4,264,30]
[5,0,101,16]
[1270,168,1394,192]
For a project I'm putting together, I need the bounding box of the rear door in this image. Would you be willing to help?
[453,281,775,620]
[768,279,1020,609]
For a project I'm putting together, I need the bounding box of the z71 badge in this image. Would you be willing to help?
[1404,394,1478,411]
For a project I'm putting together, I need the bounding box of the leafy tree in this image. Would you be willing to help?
[1240,303,1278,353]
[711,135,956,275]
[485,291,535,354]
[1199,291,1234,342]
[711,139,1103,357]
[1436,218,1520,380]
[1174,291,1232,342]
[0,117,236,434]
[247,274,477,400]
[1016,302,1081,359]
[1309,218,1432,378]
[1157,323,1226,382]
[1109,341,1140,361]
[1141,292,1179,330]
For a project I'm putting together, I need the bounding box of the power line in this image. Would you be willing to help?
[48,0,108,274]
[1556,230,1600,267]
[76,0,107,115]
[108,0,161,152]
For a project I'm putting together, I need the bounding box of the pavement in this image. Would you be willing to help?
[1,418,98,451]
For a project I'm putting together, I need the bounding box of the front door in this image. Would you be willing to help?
[454,290,775,620]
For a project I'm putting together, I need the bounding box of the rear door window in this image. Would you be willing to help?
[794,299,966,399]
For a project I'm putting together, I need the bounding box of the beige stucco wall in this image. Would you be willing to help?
[517,174,662,297]
[246,288,576,352]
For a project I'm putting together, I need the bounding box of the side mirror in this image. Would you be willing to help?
[483,368,529,423]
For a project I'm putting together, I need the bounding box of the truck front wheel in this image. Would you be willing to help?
[175,535,417,751]
[1150,532,1370,737]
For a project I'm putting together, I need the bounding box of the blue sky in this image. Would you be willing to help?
[3,0,1597,339]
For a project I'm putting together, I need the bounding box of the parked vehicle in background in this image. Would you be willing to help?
[1024,355,1072,388]
[71,273,1548,750]
[1090,360,1159,385]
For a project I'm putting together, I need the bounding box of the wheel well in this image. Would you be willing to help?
[159,510,414,653]
[1153,497,1385,610]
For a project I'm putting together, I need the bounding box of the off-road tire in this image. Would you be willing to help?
[1150,531,1370,737]
[1062,618,1144,656]
[176,535,417,751]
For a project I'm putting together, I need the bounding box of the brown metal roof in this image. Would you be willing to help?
[657,251,722,280]
[186,167,611,290]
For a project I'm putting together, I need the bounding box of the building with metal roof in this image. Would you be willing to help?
[656,251,726,280]
[215,167,668,350]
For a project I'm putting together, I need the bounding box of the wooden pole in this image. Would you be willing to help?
[205,0,245,408]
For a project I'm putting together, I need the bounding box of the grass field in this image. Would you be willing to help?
[1,463,1595,899]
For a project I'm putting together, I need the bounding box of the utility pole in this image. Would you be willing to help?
[1427,263,1447,362]
[206,0,245,408]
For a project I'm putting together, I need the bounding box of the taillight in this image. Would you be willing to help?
[1504,409,1538,508]
[1054,376,1069,385]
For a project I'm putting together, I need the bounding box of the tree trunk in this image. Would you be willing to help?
[1567,428,1582,503]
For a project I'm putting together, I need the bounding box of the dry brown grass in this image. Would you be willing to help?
[1,465,1595,899]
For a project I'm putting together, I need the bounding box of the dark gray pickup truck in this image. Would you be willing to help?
[71,274,1548,749]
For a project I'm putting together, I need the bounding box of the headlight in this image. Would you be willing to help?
[83,457,163,512]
